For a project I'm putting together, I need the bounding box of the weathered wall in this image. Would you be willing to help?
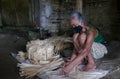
[83,0,119,40]
[1,0,30,26]
[49,0,76,35]
[0,0,119,40]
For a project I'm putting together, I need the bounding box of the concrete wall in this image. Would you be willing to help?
[83,0,119,40]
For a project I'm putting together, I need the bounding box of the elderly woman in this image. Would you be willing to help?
[61,12,108,75]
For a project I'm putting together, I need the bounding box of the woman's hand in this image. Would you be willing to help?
[62,61,71,67]
[61,61,72,75]
[61,58,82,75]
[61,64,73,75]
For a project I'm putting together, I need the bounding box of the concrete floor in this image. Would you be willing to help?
[0,34,120,79]
[0,34,27,79]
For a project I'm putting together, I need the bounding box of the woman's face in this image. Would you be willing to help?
[69,17,79,27]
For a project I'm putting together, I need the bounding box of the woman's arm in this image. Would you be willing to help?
[70,49,77,61]
[62,33,80,67]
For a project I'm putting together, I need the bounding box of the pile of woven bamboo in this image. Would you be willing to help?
[17,37,73,78]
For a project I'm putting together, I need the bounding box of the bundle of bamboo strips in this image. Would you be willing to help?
[17,37,73,78]
[18,55,64,78]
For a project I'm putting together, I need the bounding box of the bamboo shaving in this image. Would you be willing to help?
[17,37,73,78]
[111,65,120,73]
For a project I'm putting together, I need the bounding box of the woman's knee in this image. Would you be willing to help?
[79,33,86,40]
[79,33,87,45]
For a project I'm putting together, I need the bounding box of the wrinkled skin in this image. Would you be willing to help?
[61,17,97,75]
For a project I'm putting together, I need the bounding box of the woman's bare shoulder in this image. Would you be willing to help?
[89,29,98,37]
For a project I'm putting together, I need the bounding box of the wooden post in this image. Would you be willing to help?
[0,0,2,26]
[34,0,40,27]
[76,0,83,13]
[28,0,35,26]
[15,0,20,26]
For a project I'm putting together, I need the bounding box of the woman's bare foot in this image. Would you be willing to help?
[82,64,96,71]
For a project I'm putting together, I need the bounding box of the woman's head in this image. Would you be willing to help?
[69,12,86,27]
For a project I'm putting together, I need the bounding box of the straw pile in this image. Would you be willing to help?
[17,37,73,78]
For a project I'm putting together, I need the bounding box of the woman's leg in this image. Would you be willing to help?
[63,34,80,67]
[73,33,80,52]
[78,33,87,65]
[82,52,96,71]
[79,32,86,47]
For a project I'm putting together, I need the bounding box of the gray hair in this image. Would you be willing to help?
[69,12,86,24]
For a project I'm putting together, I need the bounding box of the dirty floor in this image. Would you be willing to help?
[0,34,120,79]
